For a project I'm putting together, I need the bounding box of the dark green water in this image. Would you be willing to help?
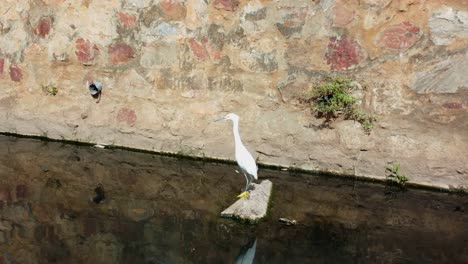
[0,135,467,263]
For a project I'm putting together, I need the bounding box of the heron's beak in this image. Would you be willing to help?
[214,117,225,122]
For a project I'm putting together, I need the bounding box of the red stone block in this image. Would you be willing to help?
[9,65,23,82]
[188,38,222,61]
[205,41,223,60]
[213,0,239,11]
[33,17,52,38]
[378,21,421,50]
[118,12,137,28]
[188,38,209,60]
[117,107,137,126]
[0,58,4,74]
[276,6,308,38]
[160,0,186,20]
[325,36,363,70]
[75,38,99,64]
[108,43,135,64]
[442,102,464,109]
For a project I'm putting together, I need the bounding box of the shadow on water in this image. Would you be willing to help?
[0,135,467,263]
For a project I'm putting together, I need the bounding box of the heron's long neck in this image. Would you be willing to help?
[232,119,243,147]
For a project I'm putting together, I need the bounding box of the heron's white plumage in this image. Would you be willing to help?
[226,113,258,180]
[216,113,258,196]
[234,135,258,180]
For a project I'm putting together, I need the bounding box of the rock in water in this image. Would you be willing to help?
[221,180,273,223]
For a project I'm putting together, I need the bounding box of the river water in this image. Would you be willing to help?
[0,135,467,263]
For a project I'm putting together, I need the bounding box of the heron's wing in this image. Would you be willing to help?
[236,146,258,179]
[234,239,257,264]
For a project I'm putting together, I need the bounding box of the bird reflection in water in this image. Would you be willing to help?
[235,238,257,264]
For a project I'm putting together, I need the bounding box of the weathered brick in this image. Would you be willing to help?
[117,107,137,126]
[442,102,464,109]
[118,12,137,28]
[108,43,135,64]
[378,21,421,50]
[9,65,22,82]
[160,0,186,21]
[75,38,99,64]
[325,36,363,70]
[188,38,223,61]
[188,38,209,60]
[33,17,52,38]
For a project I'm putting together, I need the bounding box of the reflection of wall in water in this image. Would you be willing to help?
[0,136,467,263]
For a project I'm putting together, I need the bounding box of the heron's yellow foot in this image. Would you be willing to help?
[237,191,249,198]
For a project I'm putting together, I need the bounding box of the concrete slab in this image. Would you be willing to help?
[221,180,273,223]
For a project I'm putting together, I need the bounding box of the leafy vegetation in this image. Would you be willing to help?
[41,84,58,96]
[303,77,376,133]
[386,163,409,186]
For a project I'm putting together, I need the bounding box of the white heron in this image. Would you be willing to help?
[215,113,258,198]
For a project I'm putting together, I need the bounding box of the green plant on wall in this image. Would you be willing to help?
[303,77,376,133]
[386,163,409,186]
[41,84,58,96]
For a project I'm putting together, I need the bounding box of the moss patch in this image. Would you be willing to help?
[41,84,58,96]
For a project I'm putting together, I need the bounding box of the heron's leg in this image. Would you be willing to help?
[242,172,249,192]
[248,175,255,191]
[236,172,250,198]
[245,174,255,192]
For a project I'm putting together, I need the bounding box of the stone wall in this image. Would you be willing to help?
[0,0,467,188]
